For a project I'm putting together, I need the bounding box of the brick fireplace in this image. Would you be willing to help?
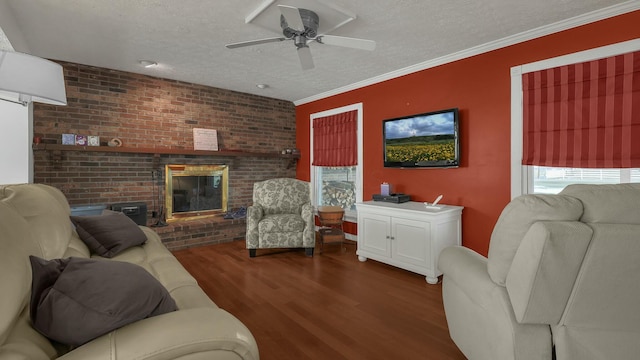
[33,62,298,250]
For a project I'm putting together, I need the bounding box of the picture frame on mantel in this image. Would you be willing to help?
[193,128,218,151]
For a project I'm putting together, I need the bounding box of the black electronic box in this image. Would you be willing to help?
[111,202,148,226]
[372,193,411,203]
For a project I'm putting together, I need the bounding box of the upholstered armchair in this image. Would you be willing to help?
[246,178,315,257]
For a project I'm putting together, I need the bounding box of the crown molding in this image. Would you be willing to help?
[294,1,640,106]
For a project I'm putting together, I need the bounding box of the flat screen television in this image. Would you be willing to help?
[383,108,459,168]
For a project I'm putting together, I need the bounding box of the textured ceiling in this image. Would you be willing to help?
[0,0,637,104]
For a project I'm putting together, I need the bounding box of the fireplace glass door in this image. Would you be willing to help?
[165,164,228,222]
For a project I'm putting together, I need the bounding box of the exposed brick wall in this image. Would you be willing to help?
[33,62,297,250]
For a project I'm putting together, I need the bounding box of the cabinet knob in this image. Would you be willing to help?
[386,235,390,239]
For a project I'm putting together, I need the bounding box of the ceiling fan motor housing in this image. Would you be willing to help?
[280,8,319,38]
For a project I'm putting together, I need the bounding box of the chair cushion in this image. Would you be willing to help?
[29,256,177,347]
[487,194,583,286]
[70,211,147,258]
[258,214,305,234]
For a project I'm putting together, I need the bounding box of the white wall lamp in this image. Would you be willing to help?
[0,50,67,106]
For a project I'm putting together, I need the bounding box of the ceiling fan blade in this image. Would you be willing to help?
[225,37,286,49]
[278,5,305,33]
[316,35,376,51]
[297,46,314,70]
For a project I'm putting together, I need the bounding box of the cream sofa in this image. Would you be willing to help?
[0,183,259,360]
[439,183,640,360]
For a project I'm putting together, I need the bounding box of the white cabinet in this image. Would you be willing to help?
[356,201,463,284]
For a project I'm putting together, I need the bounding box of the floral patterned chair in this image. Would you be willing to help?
[246,178,315,257]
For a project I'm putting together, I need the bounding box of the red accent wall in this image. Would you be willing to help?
[296,11,640,256]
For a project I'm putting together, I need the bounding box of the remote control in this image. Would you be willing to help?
[424,195,443,208]
[432,194,443,206]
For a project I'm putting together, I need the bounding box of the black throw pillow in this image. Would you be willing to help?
[29,256,177,347]
[70,211,147,258]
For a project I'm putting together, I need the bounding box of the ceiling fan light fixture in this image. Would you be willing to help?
[226,4,375,71]
[293,35,308,49]
[280,7,319,38]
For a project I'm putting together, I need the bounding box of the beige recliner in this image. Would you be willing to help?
[439,183,640,360]
[245,178,315,257]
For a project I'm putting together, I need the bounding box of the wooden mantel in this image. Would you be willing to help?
[34,144,300,168]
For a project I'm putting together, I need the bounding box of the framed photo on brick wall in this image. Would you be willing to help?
[193,128,218,151]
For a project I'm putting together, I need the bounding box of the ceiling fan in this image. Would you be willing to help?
[225,5,376,70]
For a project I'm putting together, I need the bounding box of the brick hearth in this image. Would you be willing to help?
[152,217,246,251]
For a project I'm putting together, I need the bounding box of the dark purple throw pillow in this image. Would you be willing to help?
[70,211,147,258]
[29,256,177,347]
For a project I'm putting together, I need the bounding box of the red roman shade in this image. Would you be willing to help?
[522,50,640,168]
[312,110,357,167]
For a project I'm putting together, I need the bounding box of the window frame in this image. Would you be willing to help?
[511,39,640,198]
[310,103,363,222]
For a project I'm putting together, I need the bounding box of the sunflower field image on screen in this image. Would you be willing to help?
[383,108,459,168]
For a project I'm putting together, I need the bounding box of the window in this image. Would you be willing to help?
[310,103,363,220]
[511,39,640,198]
[315,166,357,210]
[530,166,639,194]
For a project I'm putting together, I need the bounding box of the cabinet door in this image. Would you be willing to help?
[359,213,391,257]
[391,217,430,269]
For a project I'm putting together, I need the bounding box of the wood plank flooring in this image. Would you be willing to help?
[173,240,466,360]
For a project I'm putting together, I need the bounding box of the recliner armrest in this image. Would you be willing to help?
[59,307,259,360]
[439,246,501,308]
[440,246,554,360]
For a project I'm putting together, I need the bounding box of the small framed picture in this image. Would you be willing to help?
[193,128,219,151]
[88,136,100,146]
[62,134,75,145]
[75,135,87,146]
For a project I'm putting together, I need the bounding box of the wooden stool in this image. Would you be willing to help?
[317,206,345,253]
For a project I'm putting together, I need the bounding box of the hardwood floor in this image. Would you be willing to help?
[173,239,466,360]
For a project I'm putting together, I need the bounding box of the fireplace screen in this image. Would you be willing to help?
[165,164,228,222]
